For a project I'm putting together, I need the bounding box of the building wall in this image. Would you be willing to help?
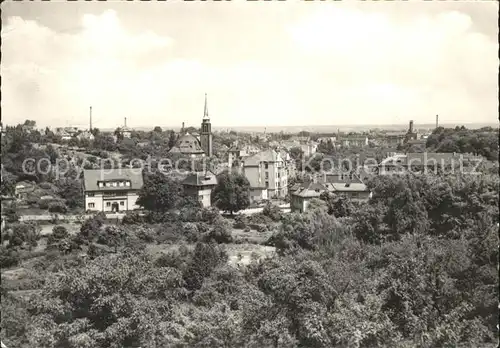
[291,195,309,213]
[85,191,140,212]
[243,166,262,188]
[335,190,371,201]
[184,186,213,208]
[249,188,268,203]
[200,121,212,157]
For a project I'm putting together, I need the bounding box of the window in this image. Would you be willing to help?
[87,193,95,197]
[106,182,111,187]
[119,182,124,187]
[120,201,124,206]
[265,172,269,179]
[99,182,104,188]
[113,182,117,187]
[88,203,95,208]
[264,163,269,169]
[125,182,131,187]
[106,202,111,207]
[265,181,269,188]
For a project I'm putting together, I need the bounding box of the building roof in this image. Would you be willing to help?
[182,171,217,187]
[83,168,144,192]
[292,182,327,198]
[330,182,369,192]
[243,149,282,166]
[171,133,205,155]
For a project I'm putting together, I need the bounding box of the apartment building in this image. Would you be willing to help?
[83,168,143,212]
[242,149,288,200]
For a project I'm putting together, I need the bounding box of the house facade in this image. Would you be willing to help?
[290,173,371,213]
[83,168,144,212]
[242,150,288,199]
[182,171,217,208]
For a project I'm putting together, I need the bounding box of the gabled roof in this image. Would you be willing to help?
[173,133,205,154]
[83,168,144,192]
[182,171,217,187]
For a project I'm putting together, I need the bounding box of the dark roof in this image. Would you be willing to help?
[83,168,144,192]
[182,171,217,187]
[170,133,204,154]
[292,182,327,198]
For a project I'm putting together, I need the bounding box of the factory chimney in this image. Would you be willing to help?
[409,120,414,133]
[89,106,92,131]
[124,117,127,128]
[435,114,439,129]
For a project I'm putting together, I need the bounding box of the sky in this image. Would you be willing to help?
[1,1,498,129]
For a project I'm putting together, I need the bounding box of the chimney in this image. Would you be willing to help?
[409,120,414,133]
[124,117,127,128]
[435,114,439,129]
[89,106,92,131]
[181,122,185,134]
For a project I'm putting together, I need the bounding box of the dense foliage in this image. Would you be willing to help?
[426,126,499,161]
[1,172,497,347]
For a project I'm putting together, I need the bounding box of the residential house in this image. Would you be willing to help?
[55,128,73,141]
[291,173,371,213]
[169,132,206,157]
[77,130,95,141]
[242,149,288,200]
[290,182,326,213]
[337,135,369,148]
[83,168,144,212]
[120,126,132,139]
[182,171,217,208]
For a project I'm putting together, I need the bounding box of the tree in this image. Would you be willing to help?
[137,171,181,212]
[168,130,177,149]
[153,126,162,133]
[262,202,282,221]
[212,172,250,215]
[56,179,84,209]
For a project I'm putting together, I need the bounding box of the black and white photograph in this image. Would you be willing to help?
[1,1,498,347]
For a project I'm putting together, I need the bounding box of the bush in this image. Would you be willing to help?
[48,225,69,245]
[4,208,20,223]
[122,212,144,225]
[0,246,20,268]
[134,226,155,243]
[233,215,247,229]
[257,224,268,232]
[206,217,233,244]
[39,182,52,189]
[262,202,282,221]
[183,223,200,243]
[244,226,251,232]
[38,199,50,210]
[48,201,68,214]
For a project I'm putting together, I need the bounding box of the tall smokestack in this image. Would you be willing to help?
[409,120,414,133]
[435,114,439,129]
[124,117,127,128]
[182,122,185,134]
[89,106,92,131]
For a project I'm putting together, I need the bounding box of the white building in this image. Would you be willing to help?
[182,171,217,208]
[83,168,143,212]
[242,149,288,200]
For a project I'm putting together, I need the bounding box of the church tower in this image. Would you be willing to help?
[200,93,213,157]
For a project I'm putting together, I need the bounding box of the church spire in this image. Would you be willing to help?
[203,93,209,121]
